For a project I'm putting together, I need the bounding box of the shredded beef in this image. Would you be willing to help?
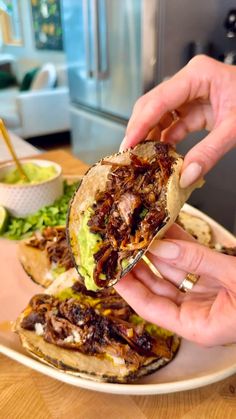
[21,294,57,329]
[88,143,174,287]
[26,227,74,271]
[118,192,141,225]
[72,281,133,319]
[59,300,94,326]
[21,291,173,361]
[21,311,45,330]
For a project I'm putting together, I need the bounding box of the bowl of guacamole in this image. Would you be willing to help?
[1,162,58,185]
[0,159,63,217]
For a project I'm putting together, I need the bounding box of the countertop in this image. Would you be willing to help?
[1,149,236,419]
[0,132,40,163]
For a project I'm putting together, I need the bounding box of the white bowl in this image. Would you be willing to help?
[0,159,63,217]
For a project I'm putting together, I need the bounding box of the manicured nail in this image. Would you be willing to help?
[119,136,127,152]
[151,240,180,259]
[180,162,202,188]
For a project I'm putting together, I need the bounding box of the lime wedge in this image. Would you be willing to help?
[0,206,9,234]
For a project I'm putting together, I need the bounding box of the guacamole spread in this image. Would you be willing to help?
[56,287,101,306]
[130,314,174,338]
[77,208,102,291]
[2,162,57,185]
[56,288,82,301]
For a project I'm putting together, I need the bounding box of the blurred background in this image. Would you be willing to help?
[0,0,236,232]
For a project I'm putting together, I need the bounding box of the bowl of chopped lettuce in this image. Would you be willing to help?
[0,159,63,218]
[0,180,80,240]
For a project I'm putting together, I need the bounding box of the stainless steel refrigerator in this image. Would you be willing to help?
[61,0,236,232]
[61,0,236,164]
[61,0,158,164]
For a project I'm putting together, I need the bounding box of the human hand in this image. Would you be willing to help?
[115,225,236,346]
[120,55,236,188]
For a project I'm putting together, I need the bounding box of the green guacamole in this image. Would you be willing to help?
[2,162,57,185]
[121,258,129,271]
[51,265,65,279]
[130,314,174,338]
[77,208,102,291]
[55,287,101,306]
[56,288,81,301]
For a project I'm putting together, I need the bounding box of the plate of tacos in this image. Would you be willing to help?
[1,141,236,395]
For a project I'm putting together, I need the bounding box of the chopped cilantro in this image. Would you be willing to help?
[140,207,148,219]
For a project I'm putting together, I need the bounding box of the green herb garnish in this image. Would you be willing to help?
[140,207,148,219]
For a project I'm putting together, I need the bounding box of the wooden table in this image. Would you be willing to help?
[1,149,236,419]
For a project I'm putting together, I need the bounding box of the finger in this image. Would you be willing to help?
[120,112,175,152]
[115,273,234,345]
[149,239,236,290]
[115,273,181,333]
[124,56,218,149]
[176,100,213,131]
[145,225,198,288]
[146,224,196,287]
[161,102,211,144]
[132,259,182,302]
[180,116,236,187]
[146,252,188,287]
[125,77,191,149]
[163,223,196,242]
[146,252,219,294]
[147,113,175,139]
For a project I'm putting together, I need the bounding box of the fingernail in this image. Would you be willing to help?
[151,240,180,259]
[180,162,202,188]
[119,136,127,152]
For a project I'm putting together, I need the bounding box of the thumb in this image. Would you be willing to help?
[149,239,236,290]
[180,115,236,188]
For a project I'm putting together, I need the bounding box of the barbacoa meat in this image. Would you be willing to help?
[87,143,173,287]
[26,227,74,271]
[21,283,174,366]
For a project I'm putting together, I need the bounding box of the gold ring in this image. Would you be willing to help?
[179,273,200,293]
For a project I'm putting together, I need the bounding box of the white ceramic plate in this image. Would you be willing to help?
[0,204,236,395]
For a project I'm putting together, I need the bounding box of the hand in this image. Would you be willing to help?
[115,225,236,346]
[120,55,236,188]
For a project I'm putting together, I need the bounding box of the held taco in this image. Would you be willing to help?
[14,269,180,383]
[68,141,203,291]
[18,213,211,290]
[19,226,74,288]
